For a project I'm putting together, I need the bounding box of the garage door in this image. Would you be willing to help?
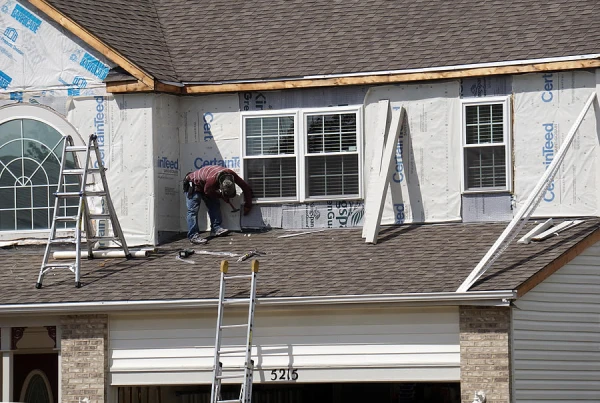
[109,305,460,385]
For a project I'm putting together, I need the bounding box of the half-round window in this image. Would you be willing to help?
[0,116,78,231]
[19,369,54,403]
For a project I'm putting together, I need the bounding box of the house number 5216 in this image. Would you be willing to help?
[270,368,298,381]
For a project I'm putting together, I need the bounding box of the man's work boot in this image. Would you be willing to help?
[190,234,208,244]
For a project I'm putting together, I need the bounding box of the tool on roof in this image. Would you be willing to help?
[211,260,258,403]
[226,200,240,213]
[236,250,266,263]
[178,249,195,259]
[194,250,240,257]
[36,134,131,289]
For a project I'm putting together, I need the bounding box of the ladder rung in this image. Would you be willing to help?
[218,400,241,403]
[63,168,101,175]
[86,236,121,242]
[84,191,107,197]
[54,191,82,198]
[65,146,93,152]
[62,169,85,175]
[55,216,79,222]
[89,214,111,220]
[49,238,77,244]
[218,348,249,354]
[220,324,248,329]
[216,373,246,380]
[223,298,250,304]
[42,263,74,269]
[224,275,253,280]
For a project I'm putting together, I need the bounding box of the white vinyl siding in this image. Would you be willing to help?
[512,242,600,402]
[109,306,459,385]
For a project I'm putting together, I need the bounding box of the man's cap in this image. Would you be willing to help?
[219,174,236,199]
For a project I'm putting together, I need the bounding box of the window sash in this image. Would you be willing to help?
[465,146,506,189]
[461,98,510,192]
[306,154,359,197]
[242,107,362,201]
[244,156,297,199]
[306,113,358,154]
[0,119,77,231]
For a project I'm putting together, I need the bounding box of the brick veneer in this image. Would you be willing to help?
[459,306,511,403]
[61,314,108,403]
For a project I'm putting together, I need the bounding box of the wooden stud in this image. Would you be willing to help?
[105,59,600,96]
[29,0,155,89]
[181,59,600,95]
[106,81,153,93]
[106,80,183,94]
[220,260,229,274]
[154,82,183,94]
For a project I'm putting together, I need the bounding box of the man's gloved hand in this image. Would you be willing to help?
[243,204,252,216]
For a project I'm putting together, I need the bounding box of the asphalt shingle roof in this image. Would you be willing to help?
[1,219,598,306]
[43,0,600,83]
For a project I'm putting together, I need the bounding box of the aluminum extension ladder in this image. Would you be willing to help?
[210,260,259,403]
[36,134,130,289]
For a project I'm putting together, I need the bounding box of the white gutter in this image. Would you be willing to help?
[0,290,516,314]
[176,53,600,85]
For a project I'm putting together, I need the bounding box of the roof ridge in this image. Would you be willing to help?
[147,0,180,83]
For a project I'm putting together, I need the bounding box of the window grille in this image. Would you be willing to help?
[462,99,510,192]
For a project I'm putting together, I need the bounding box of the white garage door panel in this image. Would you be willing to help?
[111,366,460,386]
[111,352,459,372]
[110,306,460,385]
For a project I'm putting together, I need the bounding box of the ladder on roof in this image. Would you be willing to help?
[36,134,130,289]
[210,260,259,403]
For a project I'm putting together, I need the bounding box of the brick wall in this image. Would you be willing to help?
[460,306,511,403]
[61,314,108,403]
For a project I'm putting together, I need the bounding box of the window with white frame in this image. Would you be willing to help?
[242,107,361,201]
[0,116,78,231]
[462,97,511,192]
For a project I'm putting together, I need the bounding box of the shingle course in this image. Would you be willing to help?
[0,219,597,306]
[42,0,600,83]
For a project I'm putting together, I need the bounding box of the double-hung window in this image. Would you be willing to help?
[461,97,511,192]
[242,106,362,202]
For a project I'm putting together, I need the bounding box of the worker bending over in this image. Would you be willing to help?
[183,166,253,244]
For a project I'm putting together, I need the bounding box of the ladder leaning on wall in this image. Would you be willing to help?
[210,260,259,403]
[36,134,131,289]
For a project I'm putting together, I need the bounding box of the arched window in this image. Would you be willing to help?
[19,369,54,403]
[0,105,83,233]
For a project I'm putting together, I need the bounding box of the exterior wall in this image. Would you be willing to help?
[459,306,511,403]
[109,306,460,386]
[61,314,108,403]
[512,242,600,401]
[153,94,182,242]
